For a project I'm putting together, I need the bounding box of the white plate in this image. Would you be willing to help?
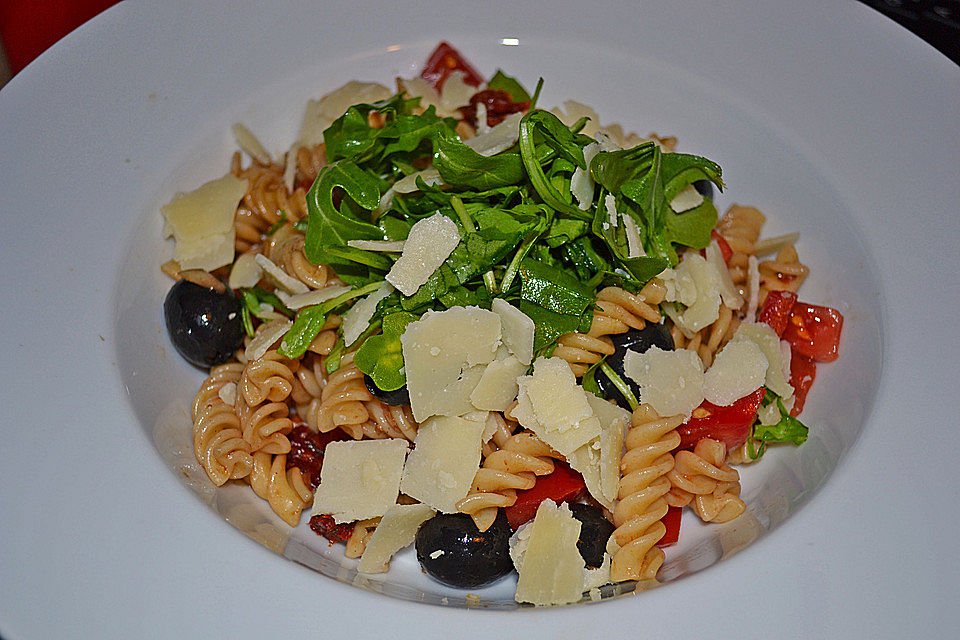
[1,0,958,637]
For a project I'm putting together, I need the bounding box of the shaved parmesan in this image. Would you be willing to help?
[669,184,704,213]
[745,255,760,323]
[311,439,408,523]
[703,339,768,406]
[622,214,644,258]
[231,123,271,165]
[346,239,406,252]
[512,500,585,605]
[277,284,353,311]
[161,174,246,271]
[675,253,721,332]
[357,503,436,574]
[228,252,263,289]
[254,254,309,296]
[464,111,523,157]
[437,71,475,115]
[297,81,392,146]
[491,298,535,365]
[340,282,393,346]
[586,394,629,506]
[732,323,795,400]
[376,169,443,214]
[400,306,502,421]
[513,358,600,456]
[400,413,486,512]
[705,241,743,309]
[385,213,461,296]
[623,346,705,418]
[605,194,618,228]
[245,318,293,363]
[571,142,600,209]
[470,355,526,411]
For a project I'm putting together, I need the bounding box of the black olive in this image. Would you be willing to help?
[363,374,410,406]
[568,503,615,568]
[693,179,714,200]
[163,280,243,368]
[415,511,513,589]
[597,323,674,410]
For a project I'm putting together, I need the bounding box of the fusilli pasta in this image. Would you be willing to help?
[666,438,746,523]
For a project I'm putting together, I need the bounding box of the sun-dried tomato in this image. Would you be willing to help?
[309,514,353,544]
[460,89,530,128]
[286,425,350,490]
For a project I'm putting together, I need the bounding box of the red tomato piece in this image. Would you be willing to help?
[504,461,586,529]
[420,41,484,91]
[711,229,734,265]
[677,387,767,452]
[788,351,817,416]
[783,302,844,362]
[656,506,683,548]
[757,290,798,337]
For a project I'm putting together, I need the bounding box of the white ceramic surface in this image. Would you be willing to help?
[1,0,958,638]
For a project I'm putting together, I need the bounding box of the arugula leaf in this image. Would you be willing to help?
[304,160,383,266]
[514,299,583,354]
[433,132,524,189]
[353,311,418,391]
[487,70,531,102]
[279,281,385,358]
[518,256,594,317]
[518,110,591,220]
[746,391,810,459]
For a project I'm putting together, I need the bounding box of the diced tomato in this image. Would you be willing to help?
[788,351,817,416]
[656,506,682,548]
[757,290,798,337]
[504,461,586,529]
[677,387,767,452]
[783,302,844,362]
[420,41,484,91]
[711,229,733,265]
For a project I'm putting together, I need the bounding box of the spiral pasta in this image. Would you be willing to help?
[191,363,254,486]
[609,404,683,583]
[555,282,667,376]
[457,420,560,532]
[716,204,765,295]
[666,438,745,523]
[248,451,313,527]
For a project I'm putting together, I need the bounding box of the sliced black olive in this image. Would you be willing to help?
[415,511,513,589]
[597,323,674,409]
[163,280,243,368]
[569,503,615,568]
[693,179,714,200]
[363,374,410,406]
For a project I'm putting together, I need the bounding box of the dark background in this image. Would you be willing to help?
[0,0,957,89]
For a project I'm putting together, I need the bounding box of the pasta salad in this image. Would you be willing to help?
[160,42,843,605]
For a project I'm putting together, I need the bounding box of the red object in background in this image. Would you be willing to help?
[0,0,121,74]
[420,41,484,91]
[676,387,766,452]
[504,461,586,529]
